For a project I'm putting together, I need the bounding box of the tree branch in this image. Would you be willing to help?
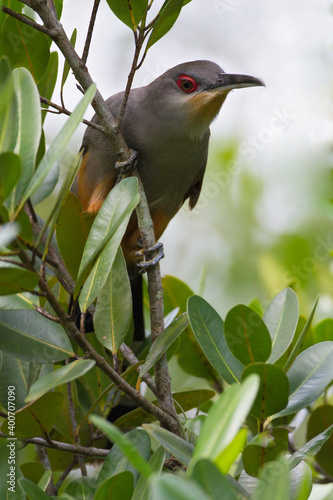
[82,0,101,66]
[2,6,49,34]
[40,96,104,132]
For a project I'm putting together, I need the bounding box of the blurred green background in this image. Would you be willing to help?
[40,0,333,321]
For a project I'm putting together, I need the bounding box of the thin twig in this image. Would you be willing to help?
[1,6,50,34]
[66,372,87,476]
[35,445,56,495]
[120,342,157,395]
[82,0,101,66]
[33,305,61,323]
[40,96,104,132]
[54,460,77,493]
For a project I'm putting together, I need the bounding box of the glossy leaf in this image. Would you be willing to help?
[0,59,18,155]
[30,159,59,206]
[12,68,41,201]
[56,192,94,279]
[0,262,39,295]
[25,359,96,402]
[192,459,237,500]
[2,15,50,83]
[143,423,194,466]
[17,84,96,214]
[0,352,29,409]
[132,447,166,500]
[106,0,148,30]
[0,309,74,363]
[150,473,211,500]
[242,363,289,422]
[215,428,247,474]
[76,177,139,310]
[307,405,333,476]
[224,304,272,365]
[192,375,259,465]
[0,221,19,247]
[187,295,244,384]
[252,455,290,500]
[283,297,318,372]
[0,152,21,204]
[94,248,132,353]
[95,471,134,500]
[19,479,50,500]
[242,428,289,477]
[147,0,183,49]
[288,424,333,470]
[263,288,299,364]
[275,341,333,418]
[91,417,153,479]
[0,292,38,310]
[139,312,189,378]
[98,428,151,485]
[115,389,215,428]
[1,392,63,438]
[38,51,58,122]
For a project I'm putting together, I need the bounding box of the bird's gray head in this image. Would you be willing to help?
[145,60,264,140]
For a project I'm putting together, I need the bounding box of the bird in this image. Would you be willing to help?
[75,60,264,340]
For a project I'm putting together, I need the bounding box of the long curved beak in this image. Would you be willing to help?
[206,73,265,92]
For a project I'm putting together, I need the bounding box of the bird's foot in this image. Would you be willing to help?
[115,149,139,175]
[135,242,164,274]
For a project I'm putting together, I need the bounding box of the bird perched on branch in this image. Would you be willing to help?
[76,60,264,339]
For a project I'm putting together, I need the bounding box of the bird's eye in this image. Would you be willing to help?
[176,75,198,93]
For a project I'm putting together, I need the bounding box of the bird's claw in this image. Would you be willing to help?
[135,242,164,274]
[115,149,139,175]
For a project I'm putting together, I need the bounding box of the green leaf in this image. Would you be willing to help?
[192,459,237,500]
[224,304,272,365]
[53,0,63,20]
[91,416,154,479]
[56,192,94,279]
[187,295,244,385]
[0,152,21,204]
[275,341,333,418]
[0,261,39,295]
[0,59,18,155]
[0,353,29,409]
[1,392,63,438]
[94,248,132,353]
[0,309,74,363]
[38,51,58,123]
[12,68,41,202]
[98,428,151,485]
[288,424,333,470]
[16,83,96,214]
[30,159,59,206]
[242,363,289,423]
[2,15,50,83]
[150,473,211,500]
[307,405,333,476]
[303,318,333,350]
[106,0,148,30]
[252,455,290,500]
[242,428,289,477]
[95,471,134,500]
[139,312,189,378]
[0,221,19,247]
[147,0,183,49]
[263,288,299,364]
[132,447,166,500]
[283,297,319,372]
[61,28,77,91]
[143,423,194,466]
[19,478,50,500]
[214,428,247,475]
[0,291,38,310]
[75,177,139,310]
[25,359,96,402]
[192,375,260,466]
[115,389,215,428]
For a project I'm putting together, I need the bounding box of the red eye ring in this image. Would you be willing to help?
[176,75,198,94]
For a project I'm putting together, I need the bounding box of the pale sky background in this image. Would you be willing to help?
[44,0,333,316]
